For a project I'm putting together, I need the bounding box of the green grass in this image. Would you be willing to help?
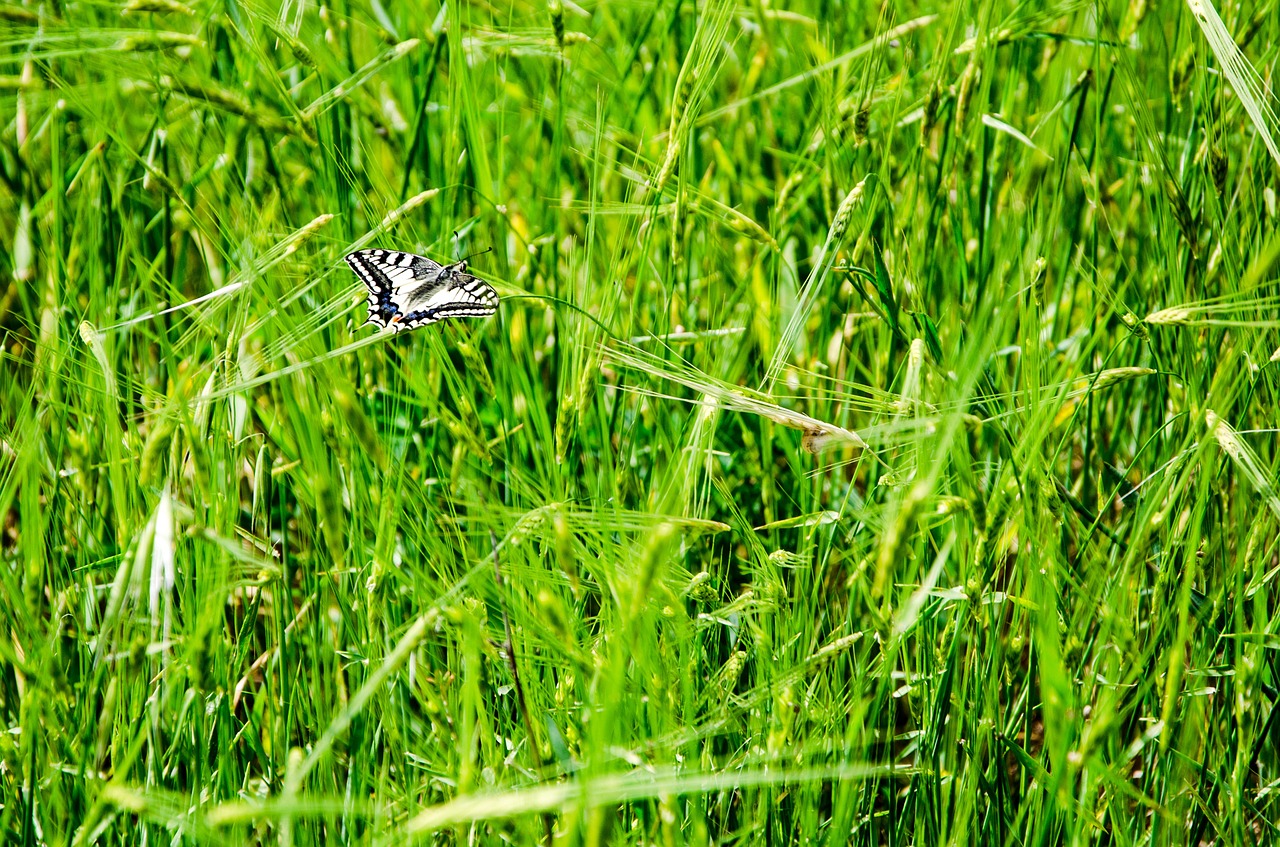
[3,0,1280,843]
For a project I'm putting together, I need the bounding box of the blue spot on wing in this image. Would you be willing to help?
[374,287,398,323]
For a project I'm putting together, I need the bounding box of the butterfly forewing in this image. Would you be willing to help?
[344,249,498,332]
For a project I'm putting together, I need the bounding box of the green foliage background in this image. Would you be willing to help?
[2,0,1280,843]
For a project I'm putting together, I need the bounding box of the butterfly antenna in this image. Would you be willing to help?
[457,246,493,264]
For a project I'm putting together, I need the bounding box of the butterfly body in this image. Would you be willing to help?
[345,248,499,332]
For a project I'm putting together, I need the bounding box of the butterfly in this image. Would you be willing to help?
[344,248,499,332]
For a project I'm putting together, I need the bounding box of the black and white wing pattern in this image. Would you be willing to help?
[344,248,499,332]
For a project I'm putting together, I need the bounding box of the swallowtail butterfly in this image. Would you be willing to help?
[344,248,499,332]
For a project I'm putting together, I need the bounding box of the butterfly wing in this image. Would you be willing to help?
[344,249,498,331]
[395,270,500,329]
[345,249,434,330]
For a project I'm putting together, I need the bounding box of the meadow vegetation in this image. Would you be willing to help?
[2,0,1280,843]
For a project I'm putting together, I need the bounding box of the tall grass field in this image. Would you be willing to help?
[3,0,1280,843]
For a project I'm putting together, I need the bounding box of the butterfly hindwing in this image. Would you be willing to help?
[344,249,421,329]
[344,248,498,332]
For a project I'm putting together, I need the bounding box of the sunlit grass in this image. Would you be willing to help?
[3,0,1280,844]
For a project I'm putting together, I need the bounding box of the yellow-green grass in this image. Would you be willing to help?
[2,0,1279,843]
